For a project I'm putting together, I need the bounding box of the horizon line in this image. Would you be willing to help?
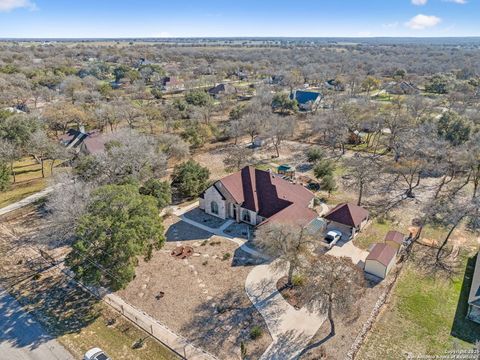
[1,36,480,40]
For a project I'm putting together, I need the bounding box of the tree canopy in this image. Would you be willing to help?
[66,184,165,290]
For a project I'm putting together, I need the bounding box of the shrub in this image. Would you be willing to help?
[306,147,324,164]
[240,341,247,359]
[250,325,263,340]
[222,253,231,261]
[292,274,305,287]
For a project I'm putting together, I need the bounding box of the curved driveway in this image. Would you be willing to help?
[245,262,326,360]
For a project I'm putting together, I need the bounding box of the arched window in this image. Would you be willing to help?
[242,210,251,223]
[210,201,219,214]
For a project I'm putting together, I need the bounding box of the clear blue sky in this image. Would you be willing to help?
[0,0,478,38]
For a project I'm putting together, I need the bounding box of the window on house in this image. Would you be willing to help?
[242,210,251,223]
[210,201,218,214]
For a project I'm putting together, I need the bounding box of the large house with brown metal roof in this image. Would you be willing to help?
[199,166,318,227]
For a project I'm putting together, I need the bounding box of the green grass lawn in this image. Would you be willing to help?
[0,157,64,208]
[353,218,394,250]
[59,304,180,360]
[357,255,480,360]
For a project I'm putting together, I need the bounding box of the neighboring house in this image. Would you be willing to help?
[384,81,419,95]
[59,128,106,155]
[2,106,25,114]
[384,230,405,251]
[208,83,237,98]
[252,136,267,148]
[323,203,369,239]
[290,90,322,111]
[161,76,184,91]
[235,70,249,81]
[324,79,345,91]
[364,243,397,279]
[265,75,284,85]
[199,166,319,228]
[135,57,154,68]
[467,252,480,324]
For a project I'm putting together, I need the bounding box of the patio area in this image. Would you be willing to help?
[183,207,230,229]
[223,221,255,240]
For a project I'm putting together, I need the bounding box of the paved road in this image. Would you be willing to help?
[0,288,74,360]
[245,261,326,360]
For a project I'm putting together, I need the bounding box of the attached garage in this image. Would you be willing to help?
[364,243,396,279]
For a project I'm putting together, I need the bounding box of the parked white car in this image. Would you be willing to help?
[324,230,342,249]
[84,348,111,360]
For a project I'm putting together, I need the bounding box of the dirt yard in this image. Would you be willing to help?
[301,277,388,360]
[117,215,272,360]
[0,207,179,360]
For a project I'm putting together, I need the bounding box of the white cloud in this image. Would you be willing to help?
[444,0,467,3]
[0,0,36,12]
[406,14,441,29]
[411,0,428,5]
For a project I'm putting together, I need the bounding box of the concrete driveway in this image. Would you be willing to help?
[245,261,326,360]
[326,239,368,267]
[0,288,74,360]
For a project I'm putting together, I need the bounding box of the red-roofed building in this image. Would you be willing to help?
[323,203,369,239]
[59,128,107,155]
[364,243,397,279]
[199,166,318,227]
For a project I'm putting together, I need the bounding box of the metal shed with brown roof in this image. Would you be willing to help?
[384,230,405,251]
[364,243,397,279]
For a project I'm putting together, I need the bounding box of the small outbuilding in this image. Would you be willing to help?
[277,164,295,179]
[364,243,397,279]
[384,230,405,251]
[208,83,237,98]
[323,203,369,239]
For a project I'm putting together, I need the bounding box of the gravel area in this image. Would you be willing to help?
[117,220,272,360]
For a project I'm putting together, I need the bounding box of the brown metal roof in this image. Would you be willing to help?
[324,203,369,228]
[216,166,317,226]
[366,243,396,267]
[384,230,405,245]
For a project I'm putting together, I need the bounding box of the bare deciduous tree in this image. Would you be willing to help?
[254,223,314,287]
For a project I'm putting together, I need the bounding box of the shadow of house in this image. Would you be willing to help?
[165,220,212,242]
[450,254,480,343]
